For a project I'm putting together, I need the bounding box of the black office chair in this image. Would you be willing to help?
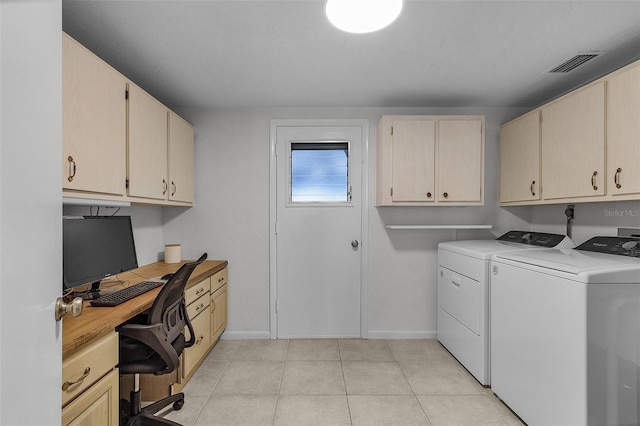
[118,253,207,426]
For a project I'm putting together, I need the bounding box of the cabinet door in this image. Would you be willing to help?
[211,283,228,342]
[128,82,168,200]
[183,307,210,381]
[499,112,541,203]
[391,119,436,202]
[168,112,195,203]
[607,63,640,196]
[61,369,119,426]
[62,33,126,195]
[541,82,605,200]
[437,119,483,202]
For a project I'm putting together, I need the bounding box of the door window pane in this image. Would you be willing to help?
[290,142,349,203]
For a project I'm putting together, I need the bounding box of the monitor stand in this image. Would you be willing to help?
[72,282,101,300]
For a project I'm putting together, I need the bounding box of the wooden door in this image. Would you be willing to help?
[62,33,126,195]
[499,112,541,203]
[607,63,640,196]
[128,83,168,200]
[391,119,436,202]
[437,118,483,202]
[168,111,195,203]
[541,82,605,200]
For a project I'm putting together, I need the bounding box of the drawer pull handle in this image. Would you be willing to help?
[62,367,90,391]
[195,335,204,345]
[195,288,205,296]
[451,277,461,287]
[591,171,598,191]
[195,302,205,312]
[615,168,622,189]
[218,277,224,283]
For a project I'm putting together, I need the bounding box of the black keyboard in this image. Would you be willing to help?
[90,280,163,307]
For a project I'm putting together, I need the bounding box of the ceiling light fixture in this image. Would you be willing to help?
[325,0,404,34]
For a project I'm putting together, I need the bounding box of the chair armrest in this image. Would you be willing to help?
[118,323,180,374]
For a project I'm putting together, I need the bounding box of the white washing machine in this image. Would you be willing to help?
[491,236,640,426]
[437,231,573,385]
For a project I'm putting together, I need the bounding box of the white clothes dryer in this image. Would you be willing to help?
[491,236,640,426]
[437,231,573,385]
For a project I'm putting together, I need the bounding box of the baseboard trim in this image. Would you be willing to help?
[219,330,271,340]
[366,330,437,339]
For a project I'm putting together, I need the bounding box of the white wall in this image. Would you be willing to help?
[529,200,640,245]
[0,0,63,422]
[164,106,531,338]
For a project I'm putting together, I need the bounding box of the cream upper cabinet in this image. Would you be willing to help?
[390,118,436,202]
[437,118,484,203]
[607,62,640,197]
[541,81,605,200]
[168,112,195,203]
[376,115,484,206]
[127,82,169,200]
[62,33,127,196]
[499,111,541,204]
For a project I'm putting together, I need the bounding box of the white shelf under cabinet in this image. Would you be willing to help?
[385,225,493,230]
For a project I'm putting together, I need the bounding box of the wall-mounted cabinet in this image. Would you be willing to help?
[499,111,541,203]
[62,32,194,207]
[128,82,169,201]
[62,33,127,197]
[376,115,484,206]
[540,82,605,200]
[499,59,640,206]
[607,62,640,197]
[168,112,195,203]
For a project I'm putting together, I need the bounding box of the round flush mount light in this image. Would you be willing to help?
[325,0,404,34]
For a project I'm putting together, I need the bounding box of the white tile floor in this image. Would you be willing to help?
[159,339,525,425]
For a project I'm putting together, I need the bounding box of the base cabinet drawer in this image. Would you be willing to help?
[62,368,119,426]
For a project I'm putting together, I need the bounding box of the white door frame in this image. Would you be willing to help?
[269,119,369,339]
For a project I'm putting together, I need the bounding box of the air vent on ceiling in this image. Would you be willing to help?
[547,53,602,73]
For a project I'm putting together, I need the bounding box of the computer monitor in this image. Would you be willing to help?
[63,215,138,298]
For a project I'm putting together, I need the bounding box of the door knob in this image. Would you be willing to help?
[55,296,83,321]
[351,240,359,249]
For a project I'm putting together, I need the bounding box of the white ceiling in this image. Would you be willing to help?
[62,0,640,110]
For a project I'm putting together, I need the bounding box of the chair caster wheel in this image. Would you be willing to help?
[173,399,184,411]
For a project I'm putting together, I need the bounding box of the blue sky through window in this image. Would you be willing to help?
[291,143,348,202]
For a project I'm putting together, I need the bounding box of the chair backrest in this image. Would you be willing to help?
[148,253,207,344]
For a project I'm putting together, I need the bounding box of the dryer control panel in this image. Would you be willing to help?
[496,231,567,247]
[576,236,640,258]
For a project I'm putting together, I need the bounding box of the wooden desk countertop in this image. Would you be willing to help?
[62,259,228,359]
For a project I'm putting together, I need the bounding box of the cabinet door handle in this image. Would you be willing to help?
[442,192,449,199]
[62,367,90,391]
[67,156,76,182]
[426,192,432,198]
[591,171,598,191]
[171,181,177,196]
[162,179,168,195]
[615,168,622,189]
[530,180,536,196]
[211,300,216,313]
